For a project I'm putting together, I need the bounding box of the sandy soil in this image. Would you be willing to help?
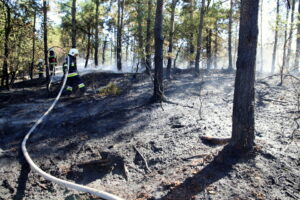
[0,71,299,200]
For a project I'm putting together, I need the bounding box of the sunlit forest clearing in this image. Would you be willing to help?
[0,0,299,200]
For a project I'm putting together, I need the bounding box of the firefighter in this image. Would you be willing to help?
[38,59,44,79]
[48,48,57,76]
[65,48,85,95]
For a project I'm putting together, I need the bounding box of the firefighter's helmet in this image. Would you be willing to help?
[38,59,43,63]
[69,48,79,56]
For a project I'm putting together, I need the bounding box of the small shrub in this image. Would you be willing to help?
[98,82,121,96]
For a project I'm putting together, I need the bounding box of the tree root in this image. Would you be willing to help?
[199,136,231,145]
[133,146,152,173]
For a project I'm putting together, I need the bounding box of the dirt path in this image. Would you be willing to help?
[0,72,299,200]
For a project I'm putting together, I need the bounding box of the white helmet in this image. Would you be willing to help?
[38,59,43,63]
[69,48,79,56]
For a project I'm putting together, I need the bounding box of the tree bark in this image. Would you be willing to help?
[145,0,153,74]
[137,0,146,70]
[152,0,164,102]
[228,0,233,70]
[102,35,108,64]
[259,0,263,72]
[43,0,50,81]
[271,0,280,74]
[189,0,195,67]
[94,0,100,67]
[173,42,183,69]
[85,33,91,68]
[166,0,178,79]
[2,1,11,89]
[231,0,259,151]
[30,9,36,80]
[117,0,125,70]
[194,0,206,75]
[286,0,295,68]
[214,19,218,69]
[294,0,300,72]
[206,29,212,70]
[71,0,76,48]
[280,6,289,85]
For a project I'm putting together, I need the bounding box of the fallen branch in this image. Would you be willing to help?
[133,146,152,173]
[200,136,231,145]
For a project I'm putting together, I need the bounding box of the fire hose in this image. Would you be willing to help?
[21,55,124,200]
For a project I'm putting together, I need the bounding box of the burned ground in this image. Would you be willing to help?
[0,71,299,200]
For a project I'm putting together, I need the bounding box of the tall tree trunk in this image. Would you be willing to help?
[145,0,153,74]
[102,35,108,64]
[294,0,300,72]
[117,0,125,70]
[280,6,289,85]
[71,0,76,48]
[2,2,11,89]
[259,0,263,72]
[137,0,146,70]
[214,20,218,69]
[228,0,233,71]
[166,0,178,79]
[94,0,100,67]
[231,0,259,151]
[206,29,212,70]
[85,33,91,68]
[271,0,280,74]
[189,0,195,67]
[287,0,295,69]
[194,0,206,75]
[43,0,50,81]
[30,9,36,80]
[152,0,164,102]
[173,42,183,69]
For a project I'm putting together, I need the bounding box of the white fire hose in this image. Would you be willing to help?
[21,56,124,200]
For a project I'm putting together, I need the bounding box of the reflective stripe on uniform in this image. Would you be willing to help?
[71,62,75,67]
[78,83,85,88]
[67,72,78,77]
[66,86,73,91]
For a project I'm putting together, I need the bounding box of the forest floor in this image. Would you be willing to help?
[0,70,299,200]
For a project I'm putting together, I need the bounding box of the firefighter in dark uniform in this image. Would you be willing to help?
[38,59,44,79]
[48,48,57,76]
[65,48,85,95]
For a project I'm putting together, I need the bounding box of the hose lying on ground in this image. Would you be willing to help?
[21,58,124,200]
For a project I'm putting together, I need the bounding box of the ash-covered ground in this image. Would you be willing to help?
[0,70,299,200]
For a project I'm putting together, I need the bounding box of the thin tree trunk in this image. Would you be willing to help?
[30,9,36,80]
[71,0,76,48]
[173,42,183,69]
[214,20,218,69]
[117,0,125,70]
[102,35,108,64]
[189,0,195,67]
[206,29,212,70]
[294,0,300,72]
[231,0,259,151]
[85,33,91,68]
[271,0,280,74]
[280,6,290,85]
[94,0,100,67]
[43,0,50,81]
[137,0,146,70]
[228,0,233,70]
[152,0,164,102]
[194,0,206,75]
[287,0,295,68]
[2,2,11,89]
[166,0,178,79]
[145,0,153,73]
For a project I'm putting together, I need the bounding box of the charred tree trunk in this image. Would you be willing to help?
[231,0,259,151]
[137,0,146,70]
[2,1,11,89]
[228,0,233,71]
[214,20,218,69]
[206,29,212,70]
[271,0,280,74]
[280,6,289,86]
[189,0,195,67]
[287,0,295,68]
[152,0,165,102]
[43,0,50,81]
[173,42,183,69]
[166,0,178,79]
[295,0,300,72]
[259,0,263,72]
[85,33,91,68]
[102,35,108,64]
[145,0,153,74]
[117,0,125,70]
[94,0,100,67]
[194,0,206,75]
[71,0,76,48]
[30,9,36,80]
